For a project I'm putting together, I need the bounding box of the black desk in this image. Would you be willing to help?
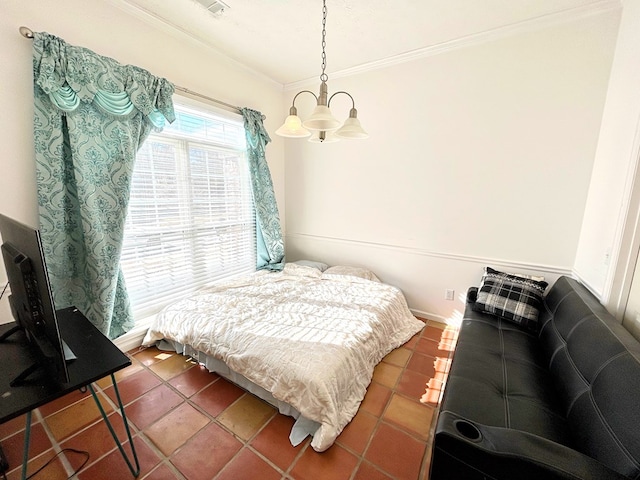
[0,307,139,479]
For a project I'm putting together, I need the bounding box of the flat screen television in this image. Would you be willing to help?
[0,214,71,386]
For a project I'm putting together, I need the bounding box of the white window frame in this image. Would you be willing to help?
[120,96,256,331]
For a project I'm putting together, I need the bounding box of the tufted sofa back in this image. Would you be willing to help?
[538,276,640,478]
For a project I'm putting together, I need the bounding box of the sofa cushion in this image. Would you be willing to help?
[474,267,548,330]
[440,304,570,445]
[539,276,640,478]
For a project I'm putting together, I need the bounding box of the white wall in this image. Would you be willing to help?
[284,10,621,323]
[0,0,285,323]
[0,1,627,328]
[574,0,640,312]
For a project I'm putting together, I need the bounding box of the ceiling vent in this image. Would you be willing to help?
[194,0,229,16]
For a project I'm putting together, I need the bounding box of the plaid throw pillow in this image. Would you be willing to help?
[474,267,548,330]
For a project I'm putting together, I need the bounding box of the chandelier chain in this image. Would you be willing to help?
[320,0,328,83]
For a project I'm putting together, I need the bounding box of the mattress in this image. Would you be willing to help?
[142,263,424,451]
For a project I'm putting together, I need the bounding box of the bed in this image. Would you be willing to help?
[142,262,424,452]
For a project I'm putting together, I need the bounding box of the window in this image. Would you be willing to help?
[121,99,256,321]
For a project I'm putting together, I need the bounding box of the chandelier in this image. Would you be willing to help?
[275,0,368,143]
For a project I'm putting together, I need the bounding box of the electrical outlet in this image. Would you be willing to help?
[445,289,455,301]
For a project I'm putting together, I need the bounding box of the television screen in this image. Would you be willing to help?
[0,214,70,385]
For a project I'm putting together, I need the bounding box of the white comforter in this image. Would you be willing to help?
[142,265,424,451]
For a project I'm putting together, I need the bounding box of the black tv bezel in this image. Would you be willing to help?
[0,214,70,385]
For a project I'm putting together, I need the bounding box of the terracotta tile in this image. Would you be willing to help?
[217,393,276,441]
[170,423,242,480]
[134,347,175,366]
[439,339,457,353]
[383,394,435,440]
[441,325,459,340]
[423,324,446,340]
[191,378,244,417]
[142,462,182,479]
[1,423,52,470]
[103,369,163,406]
[421,371,448,406]
[353,461,394,480]
[77,436,160,480]
[61,412,129,471]
[365,423,425,480]
[145,403,210,456]
[168,363,218,397]
[336,410,377,454]
[406,351,436,376]
[397,368,431,401]
[149,354,196,381]
[95,361,144,389]
[382,347,412,367]
[372,362,403,389]
[421,442,435,480]
[290,443,359,480]
[37,387,91,417]
[427,319,446,329]
[0,414,28,439]
[45,392,114,442]
[251,413,304,470]
[403,331,421,350]
[217,447,281,480]
[437,326,459,353]
[125,384,184,430]
[434,356,452,374]
[360,382,391,417]
[7,449,66,480]
[415,338,443,357]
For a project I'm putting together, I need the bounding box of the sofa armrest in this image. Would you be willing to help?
[431,411,628,480]
[466,287,478,304]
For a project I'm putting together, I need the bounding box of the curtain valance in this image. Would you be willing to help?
[33,32,174,128]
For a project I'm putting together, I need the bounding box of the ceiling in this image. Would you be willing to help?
[116,0,617,86]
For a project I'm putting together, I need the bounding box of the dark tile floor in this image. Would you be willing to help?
[0,318,458,480]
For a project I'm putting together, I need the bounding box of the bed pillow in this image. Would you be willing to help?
[474,267,548,331]
[292,260,329,272]
[480,268,545,283]
[282,262,323,278]
[322,265,381,283]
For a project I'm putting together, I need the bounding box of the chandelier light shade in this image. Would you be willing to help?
[335,107,368,139]
[303,105,341,132]
[275,0,368,143]
[275,106,311,138]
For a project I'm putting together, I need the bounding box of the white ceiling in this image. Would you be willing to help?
[116,0,618,86]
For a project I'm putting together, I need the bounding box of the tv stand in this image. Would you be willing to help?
[9,362,42,387]
[0,325,38,386]
[0,324,21,342]
[0,323,71,387]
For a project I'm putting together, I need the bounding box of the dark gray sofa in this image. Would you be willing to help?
[430,276,640,479]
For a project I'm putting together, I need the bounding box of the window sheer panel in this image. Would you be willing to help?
[121,102,256,321]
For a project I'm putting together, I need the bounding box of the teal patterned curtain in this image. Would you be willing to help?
[32,32,175,339]
[240,108,285,271]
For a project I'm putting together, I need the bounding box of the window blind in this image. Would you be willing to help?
[121,101,256,321]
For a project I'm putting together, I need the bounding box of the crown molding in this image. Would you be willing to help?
[284,0,621,91]
[106,0,284,90]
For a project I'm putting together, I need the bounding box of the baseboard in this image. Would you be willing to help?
[113,324,151,353]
